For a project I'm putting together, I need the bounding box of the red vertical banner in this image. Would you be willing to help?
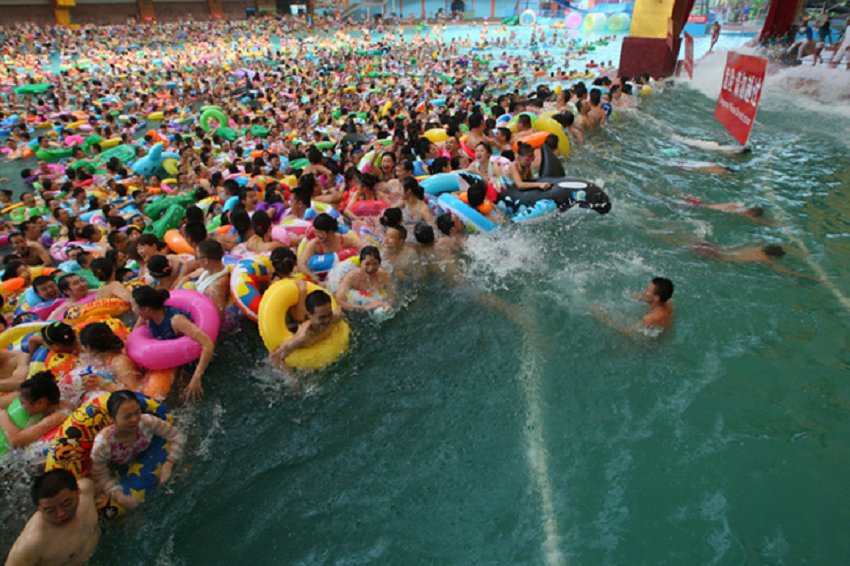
[714,52,767,146]
[683,32,693,79]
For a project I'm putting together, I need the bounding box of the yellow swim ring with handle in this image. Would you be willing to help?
[258,280,350,370]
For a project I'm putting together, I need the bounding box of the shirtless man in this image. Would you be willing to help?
[685,199,768,224]
[5,470,99,566]
[0,349,29,392]
[49,274,90,319]
[591,276,675,335]
[464,113,498,151]
[692,242,812,278]
[268,290,343,380]
[381,223,415,278]
[670,158,732,175]
[8,232,50,266]
[174,239,230,318]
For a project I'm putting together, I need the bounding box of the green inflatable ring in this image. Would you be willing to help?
[205,214,222,232]
[250,125,270,138]
[14,83,51,96]
[96,144,136,165]
[199,108,229,133]
[0,398,42,458]
[35,148,73,163]
[146,204,185,239]
[289,158,309,170]
[145,194,196,220]
[215,126,238,142]
[315,141,336,150]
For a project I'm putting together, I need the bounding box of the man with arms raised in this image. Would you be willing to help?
[6,470,99,566]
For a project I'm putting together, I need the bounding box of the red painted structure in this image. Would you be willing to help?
[618,0,804,79]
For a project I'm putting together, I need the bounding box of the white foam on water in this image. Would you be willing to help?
[154,534,186,566]
[686,48,850,128]
[753,145,850,316]
[463,228,546,291]
[517,329,567,566]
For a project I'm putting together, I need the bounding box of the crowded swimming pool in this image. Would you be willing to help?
[2,14,850,566]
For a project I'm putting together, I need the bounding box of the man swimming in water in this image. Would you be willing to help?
[682,198,769,225]
[691,242,813,279]
[6,470,99,566]
[590,277,675,335]
[268,290,343,383]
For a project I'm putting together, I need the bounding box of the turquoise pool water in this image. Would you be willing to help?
[3,28,850,566]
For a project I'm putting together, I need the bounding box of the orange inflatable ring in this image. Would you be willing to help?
[458,191,494,214]
[163,229,194,255]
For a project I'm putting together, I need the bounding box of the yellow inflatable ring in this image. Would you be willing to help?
[258,280,350,370]
[0,321,49,351]
[532,116,572,156]
[62,298,130,324]
[147,111,164,121]
[99,137,121,149]
[423,128,449,143]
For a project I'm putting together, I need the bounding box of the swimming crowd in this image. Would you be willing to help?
[0,12,795,565]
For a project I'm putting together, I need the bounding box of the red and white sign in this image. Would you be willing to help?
[714,52,768,146]
[688,14,708,24]
[684,32,694,79]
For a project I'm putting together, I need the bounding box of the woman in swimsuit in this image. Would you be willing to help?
[73,321,143,393]
[90,390,184,510]
[174,239,230,317]
[297,213,362,280]
[130,286,215,401]
[507,142,552,190]
[400,177,435,227]
[335,246,395,312]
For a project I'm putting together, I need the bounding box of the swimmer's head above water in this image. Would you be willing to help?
[762,244,786,258]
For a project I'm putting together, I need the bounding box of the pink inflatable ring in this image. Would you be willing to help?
[126,289,220,370]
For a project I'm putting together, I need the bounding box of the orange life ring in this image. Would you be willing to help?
[513,131,549,152]
[458,191,494,214]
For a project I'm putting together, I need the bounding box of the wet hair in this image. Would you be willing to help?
[467,182,487,208]
[137,233,164,249]
[132,285,169,309]
[429,156,450,174]
[651,277,675,303]
[544,134,558,150]
[2,260,25,281]
[518,114,532,128]
[468,113,483,129]
[185,205,204,224]
[57,273,83,293]
[183,221,207,245]
[79,225,99,241]
[746,207,764,217]
[41,321,76,347]
[79,321,124,352]
[106,389,141,419]
[388,223,408,241]
[251,210,272,237]
[360,245,381,263]
[20,371,60,406]
[90,257,114,281]
[31,469,78,505]
[312,212,338,233]
[32,275,55,295]
[305,289,332,313]
[414,222,435,245]
[270,247,297,276]
[230,209,251,239]
[516,142,534,158]
[197,239,223,262]
[379,207,403,228]
[146,254,172,278]
[762,244,786,258]
[402,177,425,200]
[435,213,455,235]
